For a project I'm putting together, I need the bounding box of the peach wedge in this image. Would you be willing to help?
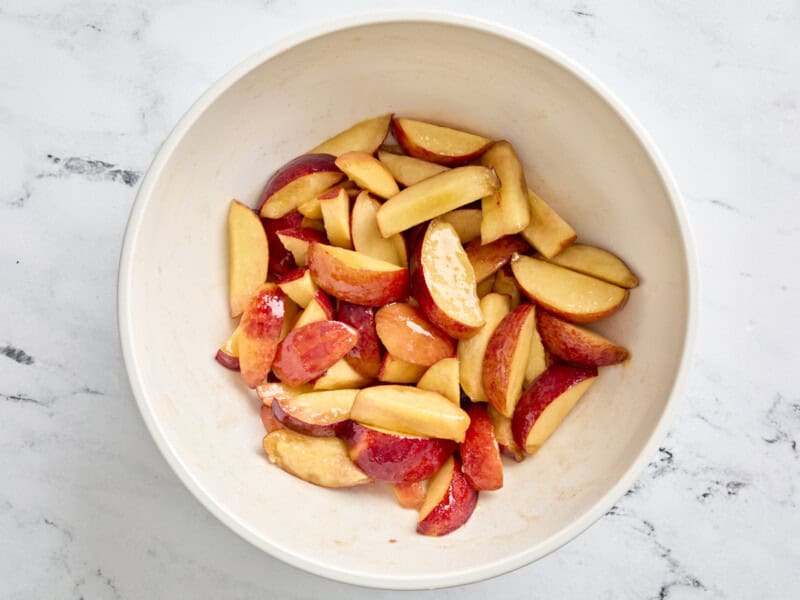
[416,456,478,536]
[536,310,629,366]
[392,117,493,166]
[511,255,629,323]
[377,150,449,187]
[258,154,344,219]
[228,200,268,318]
[310,114,392,156]
[548,243,639,288]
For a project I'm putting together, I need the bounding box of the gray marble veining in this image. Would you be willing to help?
[1,1,798,598]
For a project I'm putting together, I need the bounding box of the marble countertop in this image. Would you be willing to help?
[2,1,798,597]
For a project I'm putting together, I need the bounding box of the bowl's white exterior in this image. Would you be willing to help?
[118,13,697,589]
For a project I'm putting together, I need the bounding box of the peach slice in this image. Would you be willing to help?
[335,151,399,199]
[393,481,426,510]
[377,150,449,187]
[465,235,530,283]
[521,188,577,258]
[524,309,549,386]
[457,293,511,402]
[317,187,352,249]
[392,117,493,166]
[411,219,485,339]
[492,266,522,309]
[271,388,358,437]
[262,429,371,488]
[416,456,478,536]
[376,166,499,237]
[375,303,455,367]
[300,216,325,232]
[297,196,323,220]
[511,255,629,323]
[214,323,241,371]
[482,304,536,418]
[228,200,269,317]
[238,283,286,388]
[417,357,459,405]
[262,211,303,276]
[258,154,344,219]
[307,243,410,307]
[439,208,482,244]
[377,354,427,384]
[276,268,318,308]
[276,227,327,268]
[512,364,598,454]
[479,141,531,243]
[350,385,470,442]
[460,404,503,491]
[278,297,300,341]
[487,405,526,462]
[336,301,382,379]
[272,320,358,386]
[536,310,629,366]
[310,114,392,156]
[341,421,455,483]
[256,381,312,407]
[259,404,284,433]
[312,359,371,390]
[351,191,407,267]
[548,243,639,288]
[292,289,335,330]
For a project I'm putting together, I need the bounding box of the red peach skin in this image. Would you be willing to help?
[272,320,358,386]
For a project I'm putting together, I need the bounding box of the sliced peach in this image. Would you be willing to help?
[276,268,318,308]
[392,117,493,166]
[416,456,478,536]
[482,304,536,418]
[228,200,269,317]
[214,323,241,371]
[460,404,503,491]
[487,405,525,462]
[351,385,469,442]
[375,303,455,367]
[335,301,382,379]
[536,310,629,366]
[297,196,323,220]
[271,388,357,437]
[520,188,577,258]
[259,404,284,433]
[479,141,530,243]
[256,381,312,407]
[279,297,300,341]
[548,243,639,288]
[310,114,392,156]
[492,266,522,309]
[238,283,286,388]
[335,151,399,199]
[457,293,511,402]
[317,187,352,249]
[276,227,327,267]
[511,255,629,323]
[376,354,427,384]
[439,208,482,243]
[292,289,334,330]
[312,359,371,390]
[351,191,407,267]
[411,219,485,339]
[262,211,303,276]
[263,429,371,488]
[272,320,358,386]
[341,421,455,483]
[524,310,548,386]
[465,235,529,283]
[377,150,449,187]
[512,364,598,454]
[258,154,344,219]
[300,216,325,232]
[417,357,459,405]
[393,481,426,510]
[307,243,409,307]
[376,166,499,237]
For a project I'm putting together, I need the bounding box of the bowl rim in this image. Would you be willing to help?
[117,10,698,590]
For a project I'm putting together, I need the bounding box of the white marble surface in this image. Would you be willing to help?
[1,1,798,597]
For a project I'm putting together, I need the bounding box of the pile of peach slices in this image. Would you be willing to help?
[216,114,639,536]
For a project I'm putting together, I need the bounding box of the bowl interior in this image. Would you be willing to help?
[121,18,691,588]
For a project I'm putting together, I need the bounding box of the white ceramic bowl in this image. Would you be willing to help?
[118,13,696,589]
